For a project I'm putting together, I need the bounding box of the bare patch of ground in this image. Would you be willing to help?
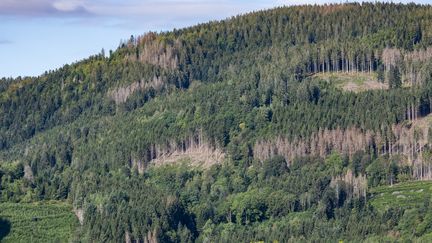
[149,144,225,168]
[131,140,226,174]
[342,80,387,92]
[312,72,388,92]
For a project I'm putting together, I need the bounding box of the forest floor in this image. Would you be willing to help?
[369,180,432,211]
[0,201,78,242]
[312,72,388,92]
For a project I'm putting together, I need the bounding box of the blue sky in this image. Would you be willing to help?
[0,0,430,78]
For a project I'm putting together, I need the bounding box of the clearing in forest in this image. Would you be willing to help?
[311,72,388,92]
[369,180,432,211]
[0,201,78,242]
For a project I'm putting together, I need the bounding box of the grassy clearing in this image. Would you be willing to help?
[311,72,388,92]
[0,201,78,243]
[369,181,432,211]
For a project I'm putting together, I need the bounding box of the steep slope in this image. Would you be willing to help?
[2,2,432,242]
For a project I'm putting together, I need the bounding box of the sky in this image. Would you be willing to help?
[1,0,431,78]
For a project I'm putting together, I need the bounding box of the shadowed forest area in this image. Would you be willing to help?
[0,218,11,240]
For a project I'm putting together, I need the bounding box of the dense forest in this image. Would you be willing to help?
[2,2,432,242]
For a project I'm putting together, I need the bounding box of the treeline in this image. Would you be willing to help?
[3,2,432,150]
[2,2,432,242]
[124,2,432,84]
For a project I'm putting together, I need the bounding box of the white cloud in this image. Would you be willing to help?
[52,0,86,12]
[0,0,90,15]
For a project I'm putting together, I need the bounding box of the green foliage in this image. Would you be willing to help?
[325,152,344,176]
[370,181,432,211]
[0,202,78,242]
[262,156,288,178]
[366,158,388,187]
[1,2,432,242]
[388,65,402,88]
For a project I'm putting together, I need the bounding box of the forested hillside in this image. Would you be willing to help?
[2,2,432,242]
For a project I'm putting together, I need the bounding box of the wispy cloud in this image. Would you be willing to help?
[0,0,429,19]
[0,0,277,32]
[0,0,92,17]
[0,40,13,45]
[0,0,272,18]
[83,1,272,29]
[87,1,267,16]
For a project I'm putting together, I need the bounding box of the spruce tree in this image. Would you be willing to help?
[388,65,401,88]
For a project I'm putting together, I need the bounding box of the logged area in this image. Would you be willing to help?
[0,202,78,242]
[311,72,388,92]
[370,181,432,210]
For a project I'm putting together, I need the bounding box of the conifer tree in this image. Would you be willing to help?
[389,65,401,88]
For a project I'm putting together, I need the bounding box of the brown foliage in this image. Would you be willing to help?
[107,75,164,104]
[131,131,225,173]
